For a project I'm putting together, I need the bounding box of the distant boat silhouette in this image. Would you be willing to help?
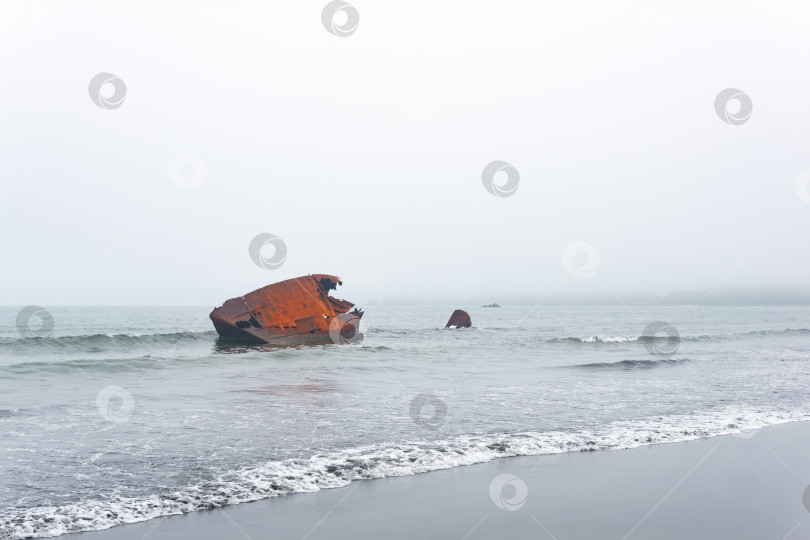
[481,303,501,308]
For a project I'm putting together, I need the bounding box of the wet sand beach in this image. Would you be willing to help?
[74,421,810,540]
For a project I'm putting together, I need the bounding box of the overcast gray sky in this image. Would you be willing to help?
[1,0,809,306]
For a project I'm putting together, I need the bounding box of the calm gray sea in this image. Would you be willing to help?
[1,305,809,538]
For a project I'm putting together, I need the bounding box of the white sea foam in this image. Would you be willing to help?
[3,408,807,539]
[573,336,639,343]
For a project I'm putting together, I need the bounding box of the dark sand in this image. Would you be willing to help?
[76,422,810,540]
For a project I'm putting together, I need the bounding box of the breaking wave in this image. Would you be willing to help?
[2,409,806,539]
[551,336,639,343]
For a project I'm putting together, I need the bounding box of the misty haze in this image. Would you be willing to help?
[2,2,810,540]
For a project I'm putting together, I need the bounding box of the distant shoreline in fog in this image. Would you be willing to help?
[5,288,810,307]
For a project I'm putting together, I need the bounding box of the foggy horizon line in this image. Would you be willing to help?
[6,287,810,308]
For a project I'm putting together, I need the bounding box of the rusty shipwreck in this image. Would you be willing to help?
[210,274,363,345]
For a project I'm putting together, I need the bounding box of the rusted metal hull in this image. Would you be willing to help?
[210,274,363,345]
[445,309,471,328]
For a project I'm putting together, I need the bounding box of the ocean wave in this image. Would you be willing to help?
[696,328,810,340]
[3,409,806,539]
[551,336,639,343]
[2,326,806,354]
[0,331,217,352]
[549,328,810,345]
[0,356,187,375]
[569,358,690,369]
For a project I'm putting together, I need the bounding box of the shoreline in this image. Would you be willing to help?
[66,421,810,540]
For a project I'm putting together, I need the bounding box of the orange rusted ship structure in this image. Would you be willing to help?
[445,309,471,328]
[210,274,363,345]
